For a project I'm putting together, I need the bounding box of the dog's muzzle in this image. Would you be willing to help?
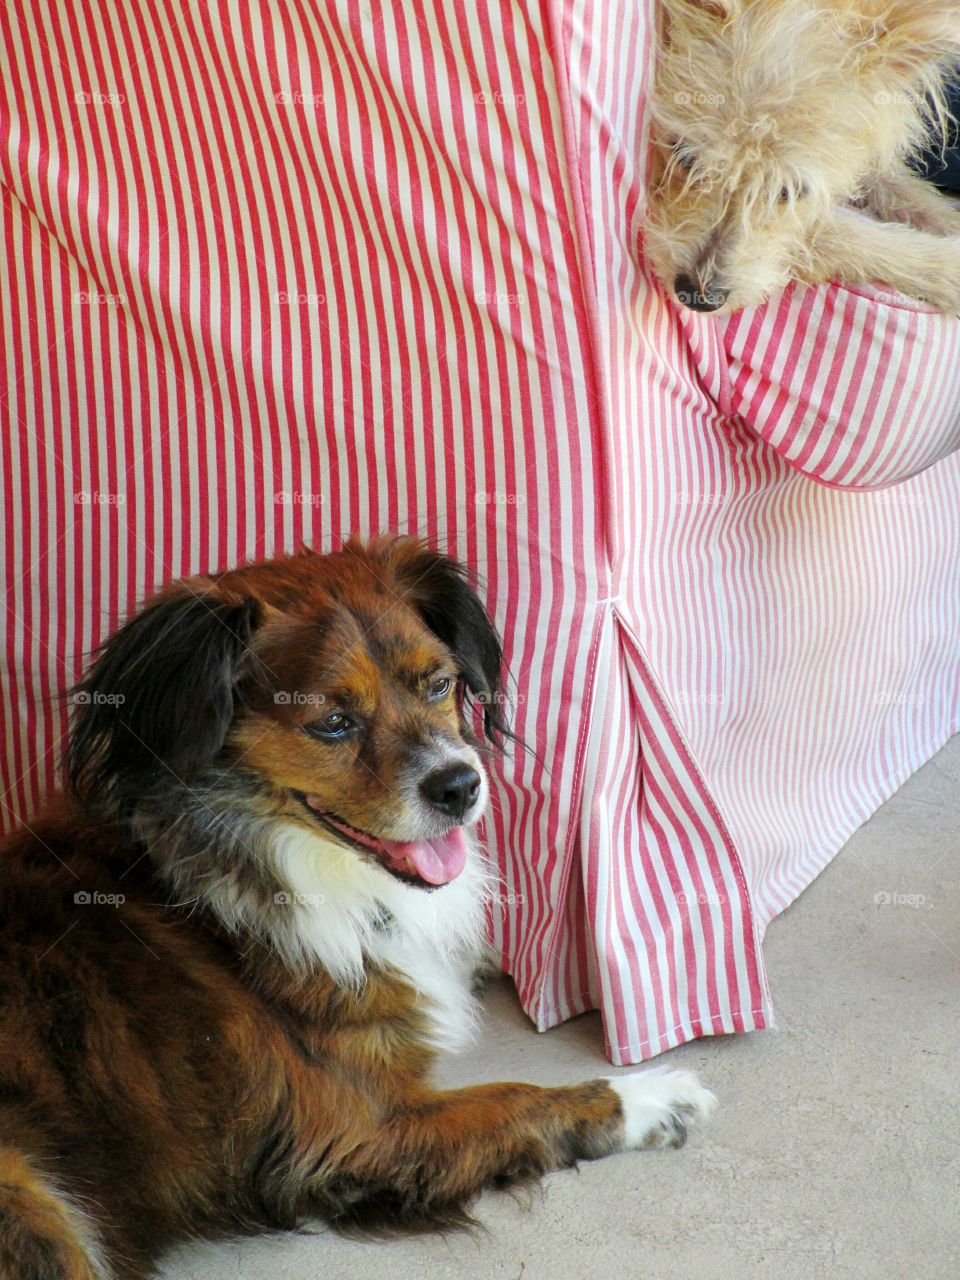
[419,762,482,822]
[674,273,729,313]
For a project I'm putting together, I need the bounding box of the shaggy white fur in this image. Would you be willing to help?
[607,1067,718,1149]
[269,820,494,1052]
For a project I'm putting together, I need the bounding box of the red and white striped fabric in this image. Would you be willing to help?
[2,1,958,1064]
[718,277,960,489]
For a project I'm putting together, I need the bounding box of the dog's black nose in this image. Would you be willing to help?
[673,273,728,313]
[420,764,481,821]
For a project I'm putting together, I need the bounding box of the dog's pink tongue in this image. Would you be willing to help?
[379,827,468,885]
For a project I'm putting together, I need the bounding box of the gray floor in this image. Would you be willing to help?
[164,736,960,1280]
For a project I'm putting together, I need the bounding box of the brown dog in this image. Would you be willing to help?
[0,538,714,1280]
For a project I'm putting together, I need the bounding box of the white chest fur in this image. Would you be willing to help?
[268,822,491,1053]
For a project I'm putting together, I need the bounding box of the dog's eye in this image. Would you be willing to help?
[305,712,355,741]
[778,181,810,204]
[671,142,695,171]
[425,675,453,702]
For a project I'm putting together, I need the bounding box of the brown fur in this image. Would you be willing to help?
[0,806,623,1277]
[0,540,711,1279]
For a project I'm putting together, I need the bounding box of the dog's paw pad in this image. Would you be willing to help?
[607,1066,717,1150]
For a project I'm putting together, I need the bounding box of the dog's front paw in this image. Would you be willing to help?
[607,1066,717,1150]
[469,941,503,993]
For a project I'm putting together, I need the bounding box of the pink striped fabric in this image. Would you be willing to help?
[2,0,958,1065]
[719,277,960,489]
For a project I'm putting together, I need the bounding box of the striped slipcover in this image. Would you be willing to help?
[2,1,958,1064]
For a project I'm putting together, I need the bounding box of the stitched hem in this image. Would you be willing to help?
[533,985,772,1064]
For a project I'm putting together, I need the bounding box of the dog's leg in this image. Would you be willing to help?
[317,1067,715,1230]
[469,939,503,993]
[0,1147,114,1280]
[810,208,960,311]
[858,168,960,238]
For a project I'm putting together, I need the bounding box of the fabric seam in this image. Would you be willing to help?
[530,0,622,1022]
[611,607,773,1009]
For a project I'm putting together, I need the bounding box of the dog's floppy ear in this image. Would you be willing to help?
[384,539,510,747]
[66,584,261,812]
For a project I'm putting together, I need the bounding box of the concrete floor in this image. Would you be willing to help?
[163,736,960,1280]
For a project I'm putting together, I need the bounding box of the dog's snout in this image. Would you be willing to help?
[420,763,481,821]
[673,272,729,313]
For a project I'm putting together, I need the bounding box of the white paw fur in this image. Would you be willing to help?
[607,1066,717,1150]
